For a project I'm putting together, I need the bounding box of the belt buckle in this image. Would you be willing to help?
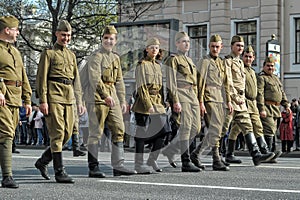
[62,79,68,84]
[16,80,21,87]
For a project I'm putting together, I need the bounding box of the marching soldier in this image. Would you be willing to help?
[162,31,201,172]
[190,34,233,171]
[0,15,32,188]
[35,20,85,183]
[222,35,274,166]
[84,25,136,178]
[257,56,291,159]
[229,45,281,163]
[131,37,169,174]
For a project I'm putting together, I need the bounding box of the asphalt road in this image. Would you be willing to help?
[1,148,300,200]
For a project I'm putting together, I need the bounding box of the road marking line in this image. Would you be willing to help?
[99,180,300,194]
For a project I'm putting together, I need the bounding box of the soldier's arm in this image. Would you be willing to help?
[21,59,32,106]
[224,58,240,104]
[135,62,152,111]
[88,52,109,99]
[197,58,207,103]
[165,56,179,104]
[36,50,51,104]
[115,55,126,105]
[72,53,83,107]
[256,75,266,113]
[277,77,291,110]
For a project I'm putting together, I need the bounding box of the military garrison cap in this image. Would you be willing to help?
[175,31,189,41]
[264,56,275,64]
[244,45,255,53]
[231,35,244,44]
[57,20,72,32]
[146,37,160,47]
[210,34,222,43]
[103,25,118,35]
[0,15,19,30]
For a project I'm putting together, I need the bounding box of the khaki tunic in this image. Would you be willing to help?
[0,40,32,142]
[165,51,201,141]
[36,43,82,152]
[85,47,125,143]
[257,71,290,136]
[222,53,253,137]
[131,56,165,115]
[197,54,231,147]
[229,65,263,140]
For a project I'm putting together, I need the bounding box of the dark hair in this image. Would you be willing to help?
[143,48,163,60]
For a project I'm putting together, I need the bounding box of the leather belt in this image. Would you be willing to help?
[265,100,280,106]
[177,83,194,89]
[4,80,23,87]
[149,90,159,95]
[49,77,73,85]
[103,82,115,86]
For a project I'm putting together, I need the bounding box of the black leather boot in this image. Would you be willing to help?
[245,133,275,166]
[52,152,74,183]
[261,136,282,163]
[135,139,152,174]
[0,141,18,188]
[35,147,52,180]
[162,140,178,168]
[219,137,226,157]
[72,134,86,157]
[180,140,201,172]
[225,139,242,164]
[190,141,206,170]
[112,142,136,176]
[212,147,230,171]
[88,144,105,178]
[146,137,164,172]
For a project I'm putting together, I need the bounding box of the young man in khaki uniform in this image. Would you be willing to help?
[190,35,233,171]
[163,31,201,172]
[84,25,136,178]
[222,36,274,166]
[35,20,84,183]
[229,45,281,163]
[257,56,291,156]
[0,15,32,188]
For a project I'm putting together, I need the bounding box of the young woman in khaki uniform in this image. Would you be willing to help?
[131,37,169,174]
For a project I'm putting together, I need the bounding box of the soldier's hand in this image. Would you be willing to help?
[260,111,267,118]
[25,104,32,117]
[148,107,155,113]
[227,102,233,114]
[40,103,49,115]
[121,103,127,114]
[199,102,206,117]
[0,93,6,106]
[173,102,181,113]
[105,96,115,108]
[78,105,86,116]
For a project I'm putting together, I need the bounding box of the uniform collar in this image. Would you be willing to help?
[100,46,112,54]
[230,52,240,59]
[54,42,66,50]
[145,55,156,63]
[209,53,218,60]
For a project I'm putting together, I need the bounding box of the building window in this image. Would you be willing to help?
[295,18,300,64]
[188,25,208,63]
[236,20,257,65]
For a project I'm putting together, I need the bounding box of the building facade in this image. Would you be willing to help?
[117,0,300,101]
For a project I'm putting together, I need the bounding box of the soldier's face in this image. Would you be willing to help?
[146,45,160,58]
[55,31,71,46]
[263,62,275,75]
[231,42,244,56]
[5,27,19,43]
[242,52,255,67]
[209,41,223,57]
[176,36,190,53]
[102,33,117,51]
